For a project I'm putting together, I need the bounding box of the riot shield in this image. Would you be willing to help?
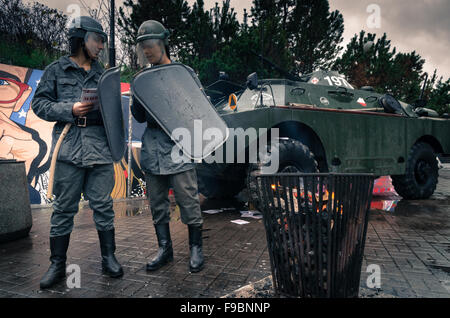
[97,66,126,162]
[131,63,229,160]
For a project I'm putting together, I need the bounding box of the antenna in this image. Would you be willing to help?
[419,73,428,101]
[413,73,429,109]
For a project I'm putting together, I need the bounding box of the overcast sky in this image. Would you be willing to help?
[24,0,450,79]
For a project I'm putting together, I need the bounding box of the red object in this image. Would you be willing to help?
[123,170,128,179]
[0,77,30,104]
[121,83,130,94]
[373,176,396,195]
[370,199,398,211]
[357,97,367,107]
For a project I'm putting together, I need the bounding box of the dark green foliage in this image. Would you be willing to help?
[427,75,450,115]
[0,39,56,70]
[1,0,447,112]
[119,0,344,84]
[334,30,448,113]
[0,0,67,69]
[285,0,344,75]
[119,64,137,84]
[334,32,397,91]
[389,51,424,103]
[118,0,190,69]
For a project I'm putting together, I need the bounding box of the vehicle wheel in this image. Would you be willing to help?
[391,142,438,199]
[247,138,319,210]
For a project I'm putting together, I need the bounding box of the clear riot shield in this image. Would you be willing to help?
[131,63,229,160]
[97,66,126,162]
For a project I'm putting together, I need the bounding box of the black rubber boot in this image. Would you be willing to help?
[146,223,173,271]
[40,234,70,289]
[188,224,204,273]
[98,229,124,278]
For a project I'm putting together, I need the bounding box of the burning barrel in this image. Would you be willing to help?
[255,173,374,298]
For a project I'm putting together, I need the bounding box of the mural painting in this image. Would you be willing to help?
[0,63,146,204]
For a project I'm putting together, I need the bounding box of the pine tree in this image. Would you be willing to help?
[334,31,428,104]
[118,0,240,83]
[334,31,395,90]
[250,0,293,78]
[247,0,344,77]
[426,74,450,115]
[178,0,241,84]
[118,0,190,68]
[180,0,215,62]
[0,0,67,68]
[389,51,425,103]
[287,0,344,75]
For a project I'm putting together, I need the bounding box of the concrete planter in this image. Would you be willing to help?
[0,160,32,243]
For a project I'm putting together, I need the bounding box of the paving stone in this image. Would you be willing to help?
[1,172,450,298]
[392,287,419,298]
[414,289,450,298]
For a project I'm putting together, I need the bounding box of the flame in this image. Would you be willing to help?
[269,184,342,214]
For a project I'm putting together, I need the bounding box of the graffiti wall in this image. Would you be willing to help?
[0,63,147,204]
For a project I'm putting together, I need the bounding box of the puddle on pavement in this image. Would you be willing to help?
[370,175,450,231]
[200,197,247,213]
[370,175,450,215]
[370,193,450,231]
[426,265,450,293]
[371,195,450,213]
[114,207,148,218]
[109,195,247,220]
[113,199,150,219]
[108,175,450,233]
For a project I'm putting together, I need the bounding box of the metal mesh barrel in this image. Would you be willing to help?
[255,173,374,298]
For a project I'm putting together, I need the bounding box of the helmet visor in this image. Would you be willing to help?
[84,31,108,64]
[136,39,165,68]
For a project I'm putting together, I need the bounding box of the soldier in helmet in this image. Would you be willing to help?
[32,16,123,289]
[131,20,205,273]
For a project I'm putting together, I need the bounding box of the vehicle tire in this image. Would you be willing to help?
[247,138,319,210]
[391,142,438,199]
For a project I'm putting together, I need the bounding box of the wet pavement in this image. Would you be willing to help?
[0,168,449,298]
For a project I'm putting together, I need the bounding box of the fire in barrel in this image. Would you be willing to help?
[255,173,374,298]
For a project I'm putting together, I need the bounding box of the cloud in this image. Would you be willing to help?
[329,0,450,78]
[23,0,449,78]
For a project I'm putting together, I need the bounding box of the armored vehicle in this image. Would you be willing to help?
[197,68,450,203]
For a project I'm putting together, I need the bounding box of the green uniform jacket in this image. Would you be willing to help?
[32,56,113,167]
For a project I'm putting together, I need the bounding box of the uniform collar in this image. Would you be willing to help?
[60,55,103,73]
[59,56,78,71]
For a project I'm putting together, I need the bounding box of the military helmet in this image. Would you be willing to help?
[68,16,107,43]
[136,20,170,45]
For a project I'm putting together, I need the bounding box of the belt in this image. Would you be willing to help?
[74,116,104,127]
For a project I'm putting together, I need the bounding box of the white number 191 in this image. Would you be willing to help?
[324,76,354,89]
